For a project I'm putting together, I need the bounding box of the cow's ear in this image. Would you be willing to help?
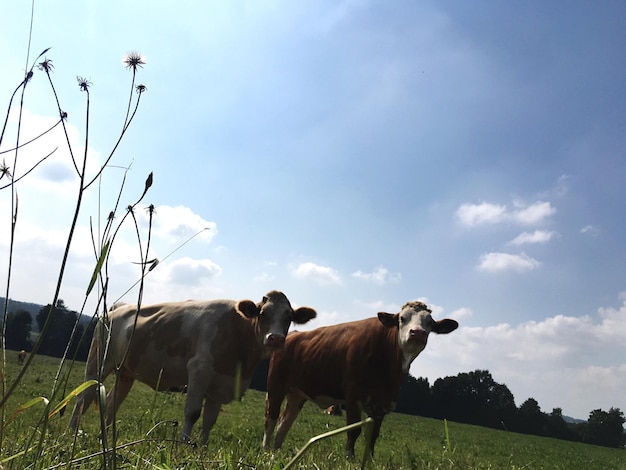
[377,312,398,328]
[292,307,317,325]
[236,300,260,318]
[432,318,458,334]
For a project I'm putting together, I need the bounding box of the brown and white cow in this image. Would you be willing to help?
[69,290,316,444]
[17,350,26,365]
[263,301,458,458]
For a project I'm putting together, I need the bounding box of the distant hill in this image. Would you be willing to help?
[1,297,93,332]
[564,415,587,425]
[1,297,44,331]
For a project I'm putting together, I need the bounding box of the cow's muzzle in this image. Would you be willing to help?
[264,333,286,349]
[408,329,428,344]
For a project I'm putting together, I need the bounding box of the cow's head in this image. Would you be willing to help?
[236,290,316,352]
[378,301,458,372]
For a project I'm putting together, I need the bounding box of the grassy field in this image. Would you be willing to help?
[1,353,624,469]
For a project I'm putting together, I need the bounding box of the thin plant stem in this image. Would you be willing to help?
[0,147,58,190]
[83,78,144,191]
[41,68,80,174]
[0,117,62,155]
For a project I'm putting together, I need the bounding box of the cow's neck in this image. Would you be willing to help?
[380,323,408,379]
[401,351,419,374]
[212,314,264,381]
[241,317,266,375]
[379,322,421,374]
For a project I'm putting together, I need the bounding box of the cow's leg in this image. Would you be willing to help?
[273,392,306,449]
[344,402,362,459]
[199,398,221,445]
[70,381,99,429]
[69,336,114,429]
[181,362,208,442]
[263,390,285,449]
[180,389,204,442]
[366,415,385,457]
[105,373,135,425]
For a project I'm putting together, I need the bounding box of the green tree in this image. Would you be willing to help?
[517,398,547,435]
[4,309,33,351]
[545,407,576,441]
[432,370,517,429]
[35,299,83,358]
[397,375,431,416]
[584,408,626,448]
[74,316,96,361]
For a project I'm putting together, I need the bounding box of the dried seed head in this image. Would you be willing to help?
[38,58,54,73]
[123,52,146,72]
[76,76,92,91]
[0,160,12,181]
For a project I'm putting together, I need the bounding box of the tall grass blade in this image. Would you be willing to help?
[444,418,452,452]
[48,379,99,418]
[5,396,50,426]
[284,417,374,470]
[86,240,110,296]
[0,446,36,467]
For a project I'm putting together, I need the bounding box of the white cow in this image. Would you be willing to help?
[69,290,316,444]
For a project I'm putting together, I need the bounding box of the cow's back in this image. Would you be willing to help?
[106,299,240,390]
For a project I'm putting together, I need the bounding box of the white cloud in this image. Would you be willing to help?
[352,266,401,285]
[293,262,342,285]
[296,309,343,331]
[449,307,473,320]
[553,174,574,197]
[456,202,507,226]
[414,293,626,418]
[137,205,217,245]
[456,201,555,227]
[1,108,101,193]
[253,271,276,282]
[508,230,557,246]
[354,299,402,314]
[581,225,600,237]
[111,256,224,303]
[596,292,626,338]
[511,201,556,225]
[159,257,222,286]
[477,252,541,272]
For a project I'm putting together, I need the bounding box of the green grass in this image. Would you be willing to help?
[1,353,624,469]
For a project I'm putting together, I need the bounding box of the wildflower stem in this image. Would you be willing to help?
[42,70,80,174]
[0,118,62,155]
[123,68,137,129]
[83,87,143,191]
[0,147,58,190]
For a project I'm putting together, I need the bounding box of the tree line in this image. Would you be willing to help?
[397,369,625,449]
[2,299,94,361]
[4,305,624,449]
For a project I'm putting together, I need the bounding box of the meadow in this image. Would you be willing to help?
[1,352,624,469]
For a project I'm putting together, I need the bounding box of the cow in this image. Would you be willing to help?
[17,350,26,365]
[324,404,342,416]
[69,290,316,444]
[263,301,458,458]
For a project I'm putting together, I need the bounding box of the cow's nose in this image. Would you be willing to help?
[409,329,427,341]
[265,333,286,348]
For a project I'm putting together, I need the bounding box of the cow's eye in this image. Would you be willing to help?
[399,316,406,324]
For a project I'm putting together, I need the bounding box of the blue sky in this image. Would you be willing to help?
[1,1,625,420]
